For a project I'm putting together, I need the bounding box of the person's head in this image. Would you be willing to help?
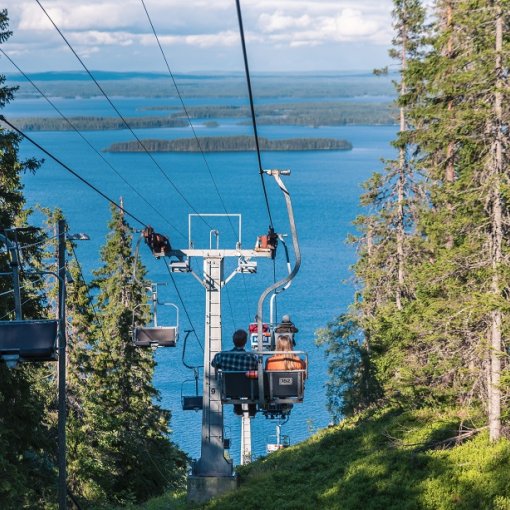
[233,329,248,348]
[282,314,291,323]
[276,335,293,351]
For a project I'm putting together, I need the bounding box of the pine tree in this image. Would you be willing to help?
[78,204,186,505]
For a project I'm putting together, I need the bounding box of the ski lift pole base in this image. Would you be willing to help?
[187,475,238,505]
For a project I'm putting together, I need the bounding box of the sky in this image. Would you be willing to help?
[1,0,394,73]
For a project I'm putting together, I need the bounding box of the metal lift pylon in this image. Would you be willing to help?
[164,214,271,504]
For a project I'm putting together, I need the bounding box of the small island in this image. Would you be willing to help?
[104,135,352,153]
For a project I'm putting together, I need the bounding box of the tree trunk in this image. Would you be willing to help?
[396,16,407,311]
[489,5,503,442]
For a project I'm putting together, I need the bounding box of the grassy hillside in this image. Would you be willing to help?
[122,407,510,510]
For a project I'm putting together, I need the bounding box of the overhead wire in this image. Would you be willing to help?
[163,258,203,351]
[235,0,279,304]
[0,116,148,228]
[0,47,186,240]
[69,244,110,347]
[35,0,214,231]
[139,0,233,225]
[139,0,250,328]
[235,0,274,229]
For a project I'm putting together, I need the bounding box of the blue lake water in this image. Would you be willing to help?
[5,95,396,464]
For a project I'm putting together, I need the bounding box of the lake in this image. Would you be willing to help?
[4,93,396,464]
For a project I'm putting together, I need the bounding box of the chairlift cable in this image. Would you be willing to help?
[69,244,109,346]
[163,258,203,351]
[35,0,214,231]
[235,0,274,229]
[224,285,236,331]
[141,0,253,322]
[139,0,237,235]
[15,234,58,251]
[0,116,149,228]
[0,48,186,240]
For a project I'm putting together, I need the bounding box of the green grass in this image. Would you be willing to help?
[134,407,510,510]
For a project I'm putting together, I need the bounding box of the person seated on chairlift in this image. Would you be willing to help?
[274,314,298,346]
[212,329,258,417]
[275,314,298,334]
[265,335,306,375]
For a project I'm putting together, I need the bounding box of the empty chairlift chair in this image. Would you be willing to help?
[0,232,60,367]
[133,284,179,348]
[0,319,59,366]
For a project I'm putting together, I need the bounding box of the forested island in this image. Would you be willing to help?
[104,135,352,153]
[9,115,188,131]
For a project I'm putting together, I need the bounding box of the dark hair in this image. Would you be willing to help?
[233,329,248,347]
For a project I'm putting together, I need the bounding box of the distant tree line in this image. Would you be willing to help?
[104,135,353,153]
[319,0,510,445]
[11,73,395,100]
[11,103,395,132]
[9,115,187,131]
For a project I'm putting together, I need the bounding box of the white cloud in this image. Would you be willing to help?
[259,12,312,33]
[18,2,141,31]
[2,0,395,71]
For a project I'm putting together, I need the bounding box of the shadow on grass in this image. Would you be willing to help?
[192,408,510,510]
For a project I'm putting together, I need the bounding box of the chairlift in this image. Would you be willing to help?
[180,330,203,411]
[181,377,203,411]
[0,319,59,366]
[133,283,179,348]
[266,428,290,453]
[266,417,291,453]
[218,350,307,408]
[249,320,271,349]
[0,232,60,367]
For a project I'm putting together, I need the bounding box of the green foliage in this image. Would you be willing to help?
[196,408,510,510]
[316,316,382,421]
[0,10,59,508]
[74,205,187,506]
[322,0,510,435]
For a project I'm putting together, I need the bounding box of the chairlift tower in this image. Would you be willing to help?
[165,214,272,504]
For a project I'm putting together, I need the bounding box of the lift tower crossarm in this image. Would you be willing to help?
[167,249,272,259]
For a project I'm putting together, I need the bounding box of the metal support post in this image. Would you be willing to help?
[0,232,23,319]
[57,220,67,510]
[240,406,252,465]
[194,256,232,477]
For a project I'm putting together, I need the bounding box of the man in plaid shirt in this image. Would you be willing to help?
[212,329,258,416]
[211,329,258,371]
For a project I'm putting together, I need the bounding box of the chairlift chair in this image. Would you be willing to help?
[181,380,203,411]
[266,434,290,453]
[0,319,59,365]
[249,321,271,349]
[133,284,179,348]
[0,233,60,366]
[181,366,203,411]
[218,351,307,408]
[133,325,178,348]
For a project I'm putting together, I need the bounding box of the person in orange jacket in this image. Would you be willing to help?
[265,335,306,373]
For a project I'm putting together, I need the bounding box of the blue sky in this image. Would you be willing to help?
[1,0,394,73]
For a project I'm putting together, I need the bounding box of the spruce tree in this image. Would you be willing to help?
[317,0,427,417]
[78,204,186,505]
